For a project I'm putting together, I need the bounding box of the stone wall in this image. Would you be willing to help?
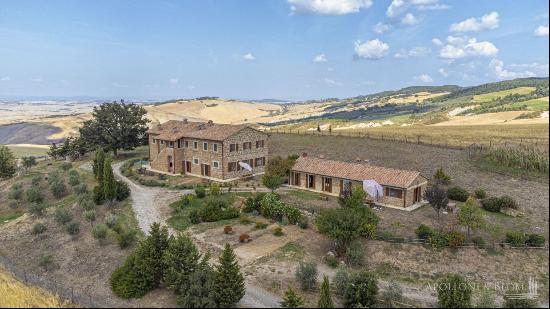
[223,127,269,180]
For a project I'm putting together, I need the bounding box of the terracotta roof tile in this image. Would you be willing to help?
[147,120,254,141]
[291,156,425,188]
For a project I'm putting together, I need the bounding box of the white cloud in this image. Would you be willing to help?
[354,39,390,60]
[324,78,343,86]
[1,76,10,81]
[431,38,443,46]
[386,0,406,17]
[450,11,499,33]
[489,58,536,80]
[439,36,498,59]
[313,54,328,63]
[169,78,179,85]
[394,46,431,58]
[401,13,419,26]
[372,22,391,34]
[534,25,549,37]
[438,68,449,77]
[242,53,255,61]
[288,0,372,15]
[414,74,434,83]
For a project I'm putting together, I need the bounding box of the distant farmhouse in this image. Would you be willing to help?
[289,154,428,210]
[147,119,268,181]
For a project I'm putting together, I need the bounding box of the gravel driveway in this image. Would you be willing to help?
[108,161,281,308]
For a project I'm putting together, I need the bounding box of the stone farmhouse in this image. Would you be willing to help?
[147,120,268,181]
[289,154,428,210]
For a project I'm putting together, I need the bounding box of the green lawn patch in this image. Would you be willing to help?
[167,193,239,231]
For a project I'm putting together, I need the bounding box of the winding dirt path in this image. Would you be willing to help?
[109,161,281,308]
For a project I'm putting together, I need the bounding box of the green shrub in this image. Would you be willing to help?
[239,214,252,225]
[437,274,472,308]
[474,188,487,199]
[471,236,486,248]
[60,162,72,171]
[26,187,44,203]
[446,231,466,248]
[447,186,469,202]
[499,195,518,210]
[260,193,303,224]
[381,281,403,307]
[189,209,200,224]
[8,183,23,200]
[273,226,284,236]
[105,214,119,229]
[28,202,47,216]
[74,183,88,195]
[198,197,239,222]
[80,198,95,211]
[31,223,47,235]
[31,175,42,185]
[39,254,55,271]
[180,194,194,206]
[433,167,451,184]
[47,171,61,185]
[297,217,308,229]
[209,182,220,196]
[195,187,206,198]
[525,234,545,247]
[115,181,130,201]
[54,208,72,225]
[110,254,150,298]
[66,222,80,235]
[255,221,268,229]
[428,232,448,249]
[92,224,109,243]
[295,261,318,290]
[415,224,435,240]
[84,210,96,225]
[8,200,18,209]
[344,271,378,308]
[346,241,364,266]
[50,180,67,198]
[333,268,350,296]
[324,255,339,268]
[481,197,502,212]
[116,228,137,249]
[505,231,527,246]
[68,171,80,186]
[243,193,265,213]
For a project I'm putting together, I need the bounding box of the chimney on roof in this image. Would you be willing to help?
[356,157,362,162]
[157,124,162,130]
[207,120,214,126]
[198,123,206,130]
[301,152,307,158]
[183,118,188,124]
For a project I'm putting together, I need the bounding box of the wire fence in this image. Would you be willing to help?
[262,128,549,151]
[373,236,548,250]
[0,255,109,308]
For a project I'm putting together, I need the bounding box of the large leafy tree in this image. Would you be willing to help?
[316,206,378,256]
[457,197,484,239]
[80,101,149,156]
[262,175,284,192]
[0,145,17,179]
[437,274,472,308]
[424,185,449,218]
[213,243,246,307]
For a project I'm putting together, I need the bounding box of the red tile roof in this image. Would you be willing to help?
[291,156,425,189]
[147,120,260,141]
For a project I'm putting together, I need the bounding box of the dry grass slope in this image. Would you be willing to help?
[0,267,67,308]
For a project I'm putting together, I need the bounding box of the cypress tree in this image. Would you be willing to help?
[281,287,304,308]
[163,233,206,295]
[93,148,105,184]
[144,223,170,287]
[103,156,116,202]
[213,243,246,307]
[318,275,334,308]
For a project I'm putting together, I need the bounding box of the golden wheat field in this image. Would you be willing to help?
[0,267,66,308]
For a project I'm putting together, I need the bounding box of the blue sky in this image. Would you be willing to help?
[0,0,548,100]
